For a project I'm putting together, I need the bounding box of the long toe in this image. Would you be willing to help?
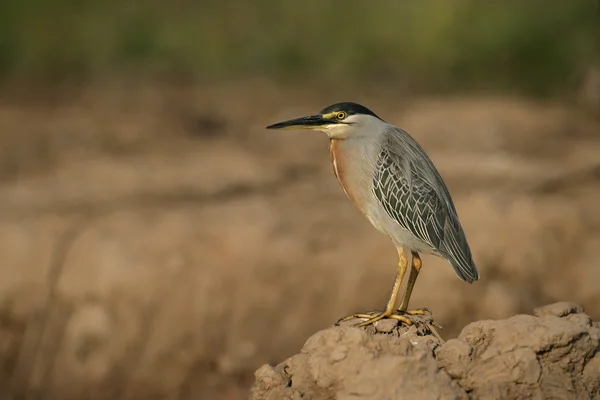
[357,311,390,327]
[335,310,381,325]
[388,314,413,325]
[399,307,432,316]
[337,309,426,327]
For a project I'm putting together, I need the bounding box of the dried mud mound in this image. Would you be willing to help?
[251,302,600,400]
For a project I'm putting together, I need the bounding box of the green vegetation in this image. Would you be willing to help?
[0,0,598,94]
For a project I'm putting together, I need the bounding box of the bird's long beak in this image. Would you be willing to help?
[266,115,332,130]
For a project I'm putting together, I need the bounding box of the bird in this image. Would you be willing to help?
[266,102,478,327]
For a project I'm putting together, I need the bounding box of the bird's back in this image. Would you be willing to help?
[372,124,479,283]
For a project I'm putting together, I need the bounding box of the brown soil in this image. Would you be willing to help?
[251,302,600,400]
[0,81,599,399]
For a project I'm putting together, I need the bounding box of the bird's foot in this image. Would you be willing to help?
[336,310,414,327]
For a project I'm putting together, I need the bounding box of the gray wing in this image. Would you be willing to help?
[372,126,479,282]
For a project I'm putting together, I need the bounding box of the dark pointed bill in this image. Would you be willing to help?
[266,115,333,130]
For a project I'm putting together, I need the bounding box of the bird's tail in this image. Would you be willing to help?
[441,221,479,283]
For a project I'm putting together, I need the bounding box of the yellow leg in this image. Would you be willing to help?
[338,247,412,326]
[397,252,426,314]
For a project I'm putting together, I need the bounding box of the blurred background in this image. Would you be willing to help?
[0,0,599,399]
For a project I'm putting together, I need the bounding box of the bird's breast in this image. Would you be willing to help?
[329,139,369,215]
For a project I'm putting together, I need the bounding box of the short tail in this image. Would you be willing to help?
[441,221,479,283]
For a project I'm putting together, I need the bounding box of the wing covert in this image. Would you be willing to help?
[371,127,479,283]
[372,147,446,251]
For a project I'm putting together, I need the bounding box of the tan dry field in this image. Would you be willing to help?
[0,80,599,399]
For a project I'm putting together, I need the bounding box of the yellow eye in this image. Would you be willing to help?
[336,112,347,120]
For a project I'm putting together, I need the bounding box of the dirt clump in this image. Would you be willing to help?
[251,302,600,400]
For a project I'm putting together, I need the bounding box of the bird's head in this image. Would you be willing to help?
[266,102,384,140]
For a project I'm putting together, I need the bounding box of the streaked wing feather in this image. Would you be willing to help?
[372,147,445,251]
[372,126,479,282]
